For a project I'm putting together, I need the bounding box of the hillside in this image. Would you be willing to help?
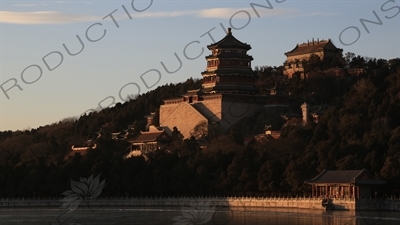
[1,56,400,197]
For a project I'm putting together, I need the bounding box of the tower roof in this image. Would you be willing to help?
[129,126,169,143]
[207,28,251,50]
[285,39,342,57]
[305,169,386,185]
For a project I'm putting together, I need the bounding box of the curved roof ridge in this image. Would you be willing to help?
[306,169,328,183]
[304,169,386,185]
[207,28,251,50]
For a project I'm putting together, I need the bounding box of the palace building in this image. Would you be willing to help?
[159,32,335,140]
[128,125,170,155]
[283,39,343,78]
[127,113,170,158]
[305,169,386,199]
[159,28,264,138]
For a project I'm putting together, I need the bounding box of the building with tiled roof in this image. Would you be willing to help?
[281,110,302,126]
[64,141,97,160]
[310,104,329,124]
[160,34,342,140]
[201,28,257,94]
[160,28,264,138]
[283,39,343,78]
[305,169,386,199]
[244,124,281,145]
[127,114,170,156]
[128,125,170,153]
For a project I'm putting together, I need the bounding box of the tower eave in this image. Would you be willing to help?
[206,28,251,50]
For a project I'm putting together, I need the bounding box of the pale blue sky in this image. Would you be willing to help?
[1,0,399,131]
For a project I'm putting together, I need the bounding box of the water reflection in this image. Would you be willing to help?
[208,207,400,225]
[1,207,400,225]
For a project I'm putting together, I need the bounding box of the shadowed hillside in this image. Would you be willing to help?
[1,56,400,198]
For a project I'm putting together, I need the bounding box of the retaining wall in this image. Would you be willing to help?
[0,197,356,210]
[3,197,399,211]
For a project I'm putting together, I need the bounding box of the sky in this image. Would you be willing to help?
[0,0,399,132]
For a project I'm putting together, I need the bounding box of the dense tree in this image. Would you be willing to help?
[1,57,400,197]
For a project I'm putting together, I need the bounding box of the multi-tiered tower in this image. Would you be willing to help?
[159,28,263,138]
[201,28,257,94]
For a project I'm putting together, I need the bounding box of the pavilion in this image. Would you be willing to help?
[305,169,386,199]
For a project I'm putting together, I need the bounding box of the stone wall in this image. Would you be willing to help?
[199,98,222,120]
[5,197,400,211]
[287,52,324,63]
[159,95,264,139]
[0,197,360,211]
[160,102,207,138]
[220,98,263,130]
[192,99,222,122]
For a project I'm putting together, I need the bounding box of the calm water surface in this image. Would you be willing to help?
[1,207,400,225]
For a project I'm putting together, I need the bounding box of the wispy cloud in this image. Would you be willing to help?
[129,7,333,19]
[0,7,335,25]
[197,7,337,19]
[13,1,66,7]
[130,7,297,19]
[12,3,48,7]
[13,3,45,7]
[130,10,197,18]
[0,11,99,24]
[197,7,297,19]
[284,11,337,19]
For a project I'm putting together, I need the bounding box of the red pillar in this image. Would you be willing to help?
[326,185,328,197]
[312,184,314,197]
[349,185,351,197]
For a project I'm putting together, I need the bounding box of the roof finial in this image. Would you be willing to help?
[227,27,232,35]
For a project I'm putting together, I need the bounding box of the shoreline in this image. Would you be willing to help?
[1,196,400,211]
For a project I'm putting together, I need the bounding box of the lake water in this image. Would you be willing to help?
[1,207,400,225]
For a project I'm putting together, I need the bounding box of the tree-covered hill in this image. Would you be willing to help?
[1,55,400,198]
